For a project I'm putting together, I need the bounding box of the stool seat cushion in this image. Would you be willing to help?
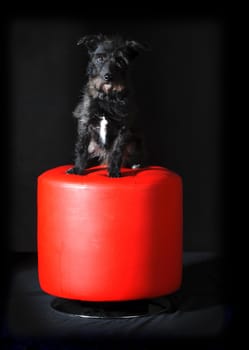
[37,165,182,301]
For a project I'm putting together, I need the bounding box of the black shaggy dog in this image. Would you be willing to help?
[67,34,148,178]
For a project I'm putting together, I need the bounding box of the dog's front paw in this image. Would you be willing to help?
[108,170,121,178]
[66,167,84,175]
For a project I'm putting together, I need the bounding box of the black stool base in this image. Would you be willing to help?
[51,296,177,319]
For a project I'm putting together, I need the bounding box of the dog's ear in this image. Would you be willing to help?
[125,40,150,60]
[77,34,104,52]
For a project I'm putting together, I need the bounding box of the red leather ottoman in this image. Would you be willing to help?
[37,165,183,302]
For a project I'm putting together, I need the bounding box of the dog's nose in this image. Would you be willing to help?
[104,73,112,82]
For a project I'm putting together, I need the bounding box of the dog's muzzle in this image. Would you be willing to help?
[102,83,113,93]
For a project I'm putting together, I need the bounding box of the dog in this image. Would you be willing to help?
[67,33,148,177]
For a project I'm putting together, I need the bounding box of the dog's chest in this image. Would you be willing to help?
[89,115,121,148]
[99,116,108,145]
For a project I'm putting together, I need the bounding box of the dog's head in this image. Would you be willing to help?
[77,34,149,95]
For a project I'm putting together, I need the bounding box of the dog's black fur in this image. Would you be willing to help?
[67,34,147,177]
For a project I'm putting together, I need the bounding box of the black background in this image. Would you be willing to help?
[4,12,226,253]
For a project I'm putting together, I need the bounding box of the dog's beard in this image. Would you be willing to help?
[88,77,126,95]
[102,83,124,93]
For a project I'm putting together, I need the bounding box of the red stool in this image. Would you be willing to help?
[37,165,182,307]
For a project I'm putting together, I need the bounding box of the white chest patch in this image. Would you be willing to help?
[99,116,108,145]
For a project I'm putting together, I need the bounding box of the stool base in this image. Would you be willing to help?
[51,296,177,319]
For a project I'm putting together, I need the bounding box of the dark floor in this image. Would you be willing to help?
[1,252,233,349]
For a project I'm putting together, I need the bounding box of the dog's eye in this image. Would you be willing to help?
[116,57,127,69]
[96,55,105,63]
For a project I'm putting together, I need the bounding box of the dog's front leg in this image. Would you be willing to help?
[108,131,127,178]
[67,127,90,175]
